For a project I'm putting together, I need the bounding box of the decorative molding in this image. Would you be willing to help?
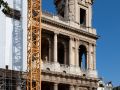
[42,17,98,40]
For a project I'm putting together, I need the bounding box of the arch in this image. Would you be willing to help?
[41,37,49,62]
[79,45,87,70]
[58,42,65,64]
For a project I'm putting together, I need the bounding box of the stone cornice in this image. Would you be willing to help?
[42,17,99,40]
[42,70,99,88]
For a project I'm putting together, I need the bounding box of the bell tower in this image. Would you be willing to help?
[55,0,94,27]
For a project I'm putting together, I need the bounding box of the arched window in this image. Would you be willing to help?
[41,37,49,62]
[79,45,87,70]
[58,42,65,64]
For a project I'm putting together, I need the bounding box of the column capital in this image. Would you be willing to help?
[75,38,79,41]
[89,42,92,46]
[54,83,58,85]
[54,31,59,35]
[54,32,58,62]
[69,36,74,40]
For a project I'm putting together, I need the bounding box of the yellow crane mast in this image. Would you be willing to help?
[27,0,42,90]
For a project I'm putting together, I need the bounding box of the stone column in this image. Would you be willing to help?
[69,0,75,21]
[69,37,73,65]
[69,85,74,90]
[89,87,92,90]
[49,39,51,62]
[64,46,67,65]
[93,44,96,70]
[75,39,79,67]
[65,0,69,20]
[75,86,79,90]
[88,43,92,70]
[54,32,58,62]
[54,83,58,90]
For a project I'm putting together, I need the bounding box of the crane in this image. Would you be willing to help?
[0,0,42,89]
[27,0,42,90]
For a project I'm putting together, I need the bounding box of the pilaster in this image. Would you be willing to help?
[75,86,79,90]
[69,37,74,65]
[75,38,79,67]
[93,44,96,70]
[88,43,92,70]
[54,32,58,63]
[54,83,58,90]
[70,85,74,90]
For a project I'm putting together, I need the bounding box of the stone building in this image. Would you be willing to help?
[0,0,99,90]
[41,0,98,90]
[97,80,113,90]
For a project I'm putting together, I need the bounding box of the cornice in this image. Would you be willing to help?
[42,17,99,40]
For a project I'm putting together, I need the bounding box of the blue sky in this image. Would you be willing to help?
[42,0,120,86]
[93,0,120,86]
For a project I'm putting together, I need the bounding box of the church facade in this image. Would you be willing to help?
[41,0,99,90]
[0,0,99,90]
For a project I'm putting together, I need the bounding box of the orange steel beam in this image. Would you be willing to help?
[27,0,42,90]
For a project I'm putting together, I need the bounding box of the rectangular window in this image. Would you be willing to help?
[80,8,86,26]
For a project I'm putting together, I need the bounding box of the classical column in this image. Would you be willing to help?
[89,87,92,90]
[54,32,58,62]
[69,85,74,90]
[86,50,89,70]
[93,44,96,70]
[88,43,92,70]
[64,46,67,65]
[49,38,51,62]
[54,83,58,90]
[75,86,79,90]
[75,39,79,67]
[69,37,73,65]
[65,0,69,19]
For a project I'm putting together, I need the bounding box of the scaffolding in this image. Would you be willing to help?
[12,0,23,89]
[0,0,42,89]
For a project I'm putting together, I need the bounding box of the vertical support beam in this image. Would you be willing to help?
[54,32,58,62]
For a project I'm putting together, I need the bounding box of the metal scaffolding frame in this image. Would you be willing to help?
[27,0,42,90]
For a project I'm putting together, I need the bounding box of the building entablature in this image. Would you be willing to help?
[42,20,97,44]
[42,70,98,88]
[42,11,98,39]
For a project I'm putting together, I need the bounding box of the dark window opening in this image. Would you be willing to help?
[80,8,86,26]
[79,45,87,70]
[42,82,53,90]
[58,42,64,64]
[41,37,49,62]
[58,83,69,90]
[55,0,65,17]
